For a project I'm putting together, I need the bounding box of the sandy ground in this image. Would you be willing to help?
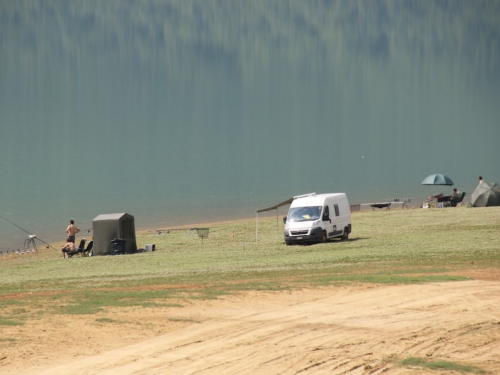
[2,270,500,375]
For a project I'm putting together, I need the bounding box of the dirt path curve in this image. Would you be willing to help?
[15,280,498,375]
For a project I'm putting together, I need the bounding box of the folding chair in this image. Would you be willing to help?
[451,192,466,207]
[66,239,86,258]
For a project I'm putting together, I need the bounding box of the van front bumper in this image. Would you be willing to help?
[284,227,323,244]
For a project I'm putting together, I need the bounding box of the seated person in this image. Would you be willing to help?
[61,240,76,258]
[451,188,462,207]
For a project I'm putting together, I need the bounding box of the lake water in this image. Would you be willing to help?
[1,1,499,250]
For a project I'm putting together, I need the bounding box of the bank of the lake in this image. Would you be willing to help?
[1,206,499,294]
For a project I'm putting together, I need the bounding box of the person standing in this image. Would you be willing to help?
[66,219,80,243]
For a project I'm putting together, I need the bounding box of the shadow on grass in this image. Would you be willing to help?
[286,237,368,246]
[336,237,368,242]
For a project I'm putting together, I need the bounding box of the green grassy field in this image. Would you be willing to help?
[1,207,499,373]
[1,206,499,298]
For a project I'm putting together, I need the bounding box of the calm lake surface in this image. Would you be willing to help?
[1,1,499,249]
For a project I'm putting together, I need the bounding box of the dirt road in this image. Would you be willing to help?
[2,276,499,374]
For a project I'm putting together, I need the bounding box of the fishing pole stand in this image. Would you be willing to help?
[23,234,38,253]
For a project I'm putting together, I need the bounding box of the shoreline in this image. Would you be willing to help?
[0,204,431,254]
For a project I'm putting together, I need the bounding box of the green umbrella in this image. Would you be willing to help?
[421,174,454,186]
[471,182,500,207]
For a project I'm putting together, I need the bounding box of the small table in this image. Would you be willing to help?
[391,198,414,209]
[360,202,392,210]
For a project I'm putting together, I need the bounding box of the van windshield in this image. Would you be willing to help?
[288,206,322,222]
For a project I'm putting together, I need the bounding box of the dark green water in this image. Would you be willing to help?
[1,1,499,249]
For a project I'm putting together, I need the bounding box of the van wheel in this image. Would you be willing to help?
[321,231,327,243]
[341,228,349,241]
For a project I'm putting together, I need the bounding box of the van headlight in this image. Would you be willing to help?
[312,220,320,226]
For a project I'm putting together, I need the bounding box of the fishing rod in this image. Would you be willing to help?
[0,215,59,251]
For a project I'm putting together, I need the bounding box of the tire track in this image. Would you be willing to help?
[14,281,500,374]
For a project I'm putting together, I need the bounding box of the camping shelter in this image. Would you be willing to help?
[92,213,137,256]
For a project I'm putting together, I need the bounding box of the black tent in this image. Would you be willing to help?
[92,213,137,256]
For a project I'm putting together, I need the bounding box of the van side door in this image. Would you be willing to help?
[322,205,334,238]
[330,203,342,237]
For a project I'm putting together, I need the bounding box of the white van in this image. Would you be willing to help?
[284,193,351,245]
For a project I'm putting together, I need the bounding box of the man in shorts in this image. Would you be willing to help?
[66,220,81,243]
[61,239,76,258]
